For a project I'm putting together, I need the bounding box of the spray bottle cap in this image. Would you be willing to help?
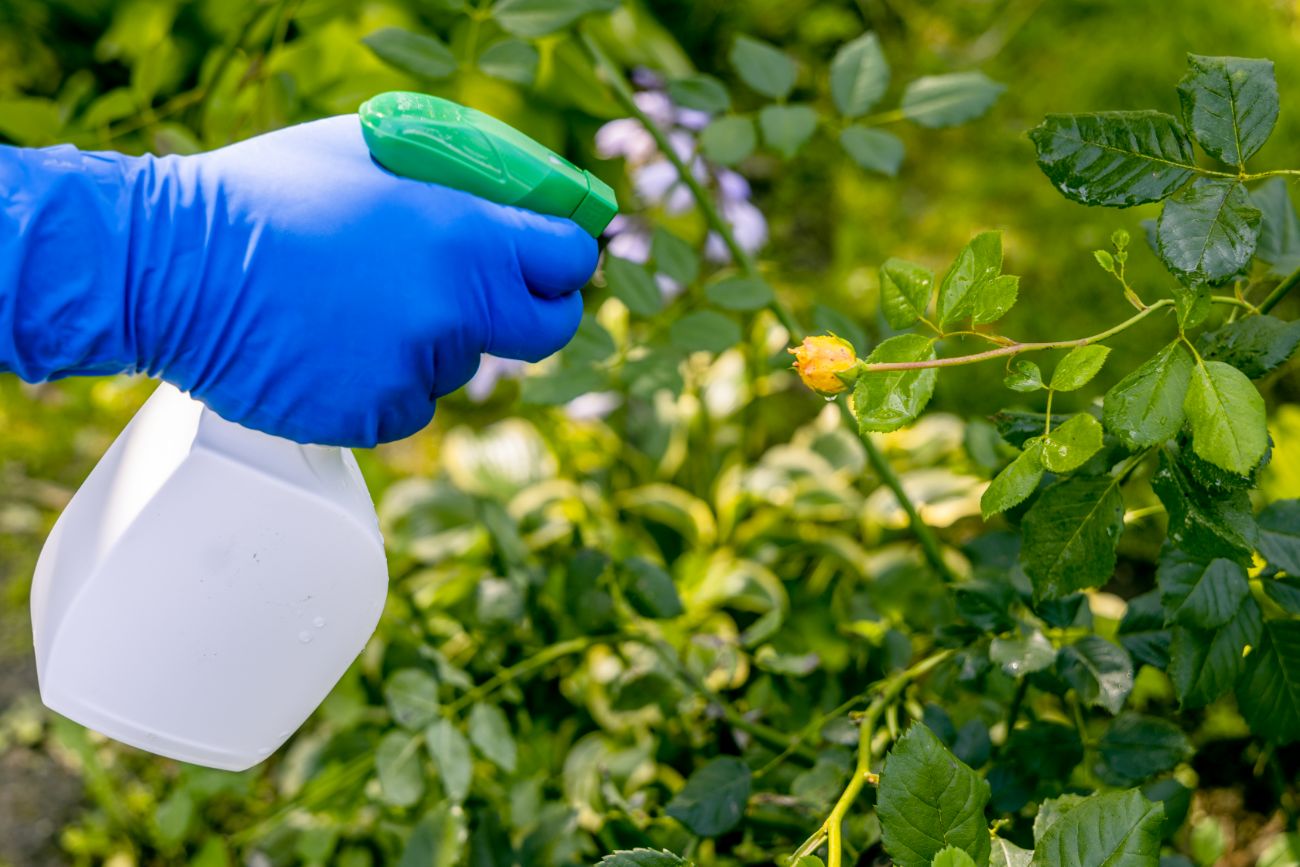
[359,91,618,237]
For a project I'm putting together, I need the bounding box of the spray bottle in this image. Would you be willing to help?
[29,92,617,771]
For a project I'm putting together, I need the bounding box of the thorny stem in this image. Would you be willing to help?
[786,650,954,866]
[582,30,955,582]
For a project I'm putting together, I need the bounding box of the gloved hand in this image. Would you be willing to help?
[0,116,597,446]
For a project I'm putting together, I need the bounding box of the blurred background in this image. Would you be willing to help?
[2,1,1299,865]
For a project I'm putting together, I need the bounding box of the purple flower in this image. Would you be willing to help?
[596,118,657,164]
[565,391,621,421]
[465,354,526,402]
[598,67,770,271]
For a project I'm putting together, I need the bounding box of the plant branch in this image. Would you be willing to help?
[1260,263,1300,315]
[858,298,1179,373]
[445,634,614,714]
[845,400,958,582]
[582,31,955,586]
[785,650,953,866]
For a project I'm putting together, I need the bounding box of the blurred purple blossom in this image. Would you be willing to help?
[564,391,621,421]
[465,354,525,402]
[597,68,768,271]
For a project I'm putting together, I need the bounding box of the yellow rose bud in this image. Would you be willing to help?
[789,334,860,396]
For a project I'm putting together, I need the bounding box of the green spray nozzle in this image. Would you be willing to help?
[358,92,618,237]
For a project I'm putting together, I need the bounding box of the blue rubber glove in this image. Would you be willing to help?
[0,116,597,446]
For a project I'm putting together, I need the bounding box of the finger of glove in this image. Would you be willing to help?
[507,210,599,299]
[486,289,583,363]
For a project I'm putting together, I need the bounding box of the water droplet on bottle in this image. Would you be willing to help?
[312,616,326,628]
[298,630,313,644]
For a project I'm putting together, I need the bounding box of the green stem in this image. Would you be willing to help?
[445,634,614,715]
[845,400,958,582]
[995,677,1029,759]
[1244,169,1300,180]
[859,298,1176,373]
[1259,263,1300,315]
[580,31,802,338]
[784,650,953,866]
[634,633,819,762]
[583,30,953,585]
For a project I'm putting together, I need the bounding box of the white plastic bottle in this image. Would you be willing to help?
[29,383,388,771]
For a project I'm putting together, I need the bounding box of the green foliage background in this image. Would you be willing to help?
[1,1,1300,866]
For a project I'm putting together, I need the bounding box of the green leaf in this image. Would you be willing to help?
[852,334,938,433]
[477,38,538,86]
[880,258,934,328]
[1103,341,1194,449]
[362,27,457,80]
[1118,591,1172,670]
[665,756,752,836]
[1184,359,1267,475]
[520,366,606,404]
[1029,789,1163,867]
[1168,595,1262,708]
[598,850,690,867]
[901,72,1004,128]
[425,718,472,803]
[397,804,465,867]
[1095,714,1193,787]
[970,275,1020,325]
[1059,636,1134,714]
[492,0,616,37]
[667,75,730,114]
[1033,794,1086,844]
[982,439,1045,518]
[729,36,796,100]
[1263,577,1300,616]
[1021,476,1125,600]
[1157,178,1261,284]
[605,256,663,316]
[1151,449,1258,562]
[1005,359,1045,392]
[468,703,517,773]
[622,557,685,619]
[1028,111,1197,207]
[1050,345,1111,392]
[376,730,426,807]
[154,791,194,846]
[385,668,441,730]
[1041,414,1104,474]
[758,104,818,159]
[877,723,991,867]
[1176,55,1278,168]
[938,231,1003,327]
[990,837,1032,867]
[700,116,756,165]
[668,311,739,355]
[706,275,774,311]
[1259,500,1300,574]
[1157,550,1250,629]
[830,32,889,117]
[1252,178,1300,276]
[652,227,699,286]
[1199,315,1300,379]
[990,629,1056,677]
[567,315,617,365]
[932,848,977,867]
[0,97,62,145]
[840,125,904,176]
[1237,620,1300,744]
